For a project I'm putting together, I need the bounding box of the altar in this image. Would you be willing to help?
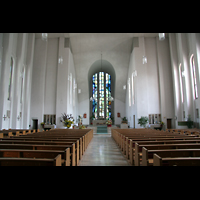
[93,120,107,126]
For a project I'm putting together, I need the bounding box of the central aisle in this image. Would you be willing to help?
[79,134,130,166]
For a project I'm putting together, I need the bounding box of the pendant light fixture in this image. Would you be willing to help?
[159,33,165,41]
[143,56,147,64]
[142,37,147,64]
[58,56,63,64]
[42,33,48,41]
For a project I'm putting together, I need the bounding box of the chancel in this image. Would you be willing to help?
[1,33,200,166]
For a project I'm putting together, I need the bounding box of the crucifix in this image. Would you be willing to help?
[3,115,7,121]
[17,115,20,121]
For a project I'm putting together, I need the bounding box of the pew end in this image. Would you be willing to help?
[153,154,162,166]
[54,154,62,166]
[142,147,148,166]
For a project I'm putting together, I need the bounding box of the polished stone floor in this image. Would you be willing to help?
[79,134,130,166]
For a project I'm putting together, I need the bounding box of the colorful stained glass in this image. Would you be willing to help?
[92,73,98,119]
[92,72,111,119]
[106,73,111,119]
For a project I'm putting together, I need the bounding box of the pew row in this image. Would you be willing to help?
[0,155,62,166]
[0,129,93,166]
[111,128,200,166]
[142,148,200,166]
[153,154,200,166]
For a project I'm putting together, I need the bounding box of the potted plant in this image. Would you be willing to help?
[40,122,45,129]
[160,121,164,129]
[90,114,95,125]
[187,115,193,129]
[138,116,149,128]
[121,117,128,124]
[79,125,86,129]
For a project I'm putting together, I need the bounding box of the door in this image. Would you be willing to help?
[167,119,172,129]
[133,115,135,128]
[32,119,38,130]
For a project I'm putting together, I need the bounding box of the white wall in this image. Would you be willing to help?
[125,36,174,129]
[44,38,58,114]
[55,37,78,128]
[30,37,47,127]
[115,99,125,125]
[169,33,200,128]
[0,33,35,130]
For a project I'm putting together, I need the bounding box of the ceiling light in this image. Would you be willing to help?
[159,33,165,41]
[42,33,48,41]
[58,56,63,64]
[143,56,147,64]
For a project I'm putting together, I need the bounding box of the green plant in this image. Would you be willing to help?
[122,117,128,121]
[187,115,193,129]
[138,116,149,128]
[79,125,86,129]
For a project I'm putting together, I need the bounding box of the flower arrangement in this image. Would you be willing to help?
[106,119,112,127]
[106,119,112,125]
[79,125,86,129]
[61,113,74,129]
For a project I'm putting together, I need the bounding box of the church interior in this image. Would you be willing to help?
[1,33,200,166]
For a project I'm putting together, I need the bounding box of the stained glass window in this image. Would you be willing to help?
[92,72,111,119]
[106,73,111,119]
[92,73,98,119]
[99,72,104,118]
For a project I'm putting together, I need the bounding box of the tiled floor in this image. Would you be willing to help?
[78,134,130,166]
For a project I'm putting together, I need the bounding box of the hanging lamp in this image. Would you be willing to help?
[159,33,165,41]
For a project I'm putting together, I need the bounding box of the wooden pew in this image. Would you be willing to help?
[0,129,38,137]
[15,135,84,159]
[0,155,61,166]
[131,138,200,165]
[142,148,200,166]
[135,143,200,166]
[153,154,200,166]
[0,140,77,166]
[0,129,93,166]
[0,144,71,166]
[0,149,70,166]
[112,129,200,165]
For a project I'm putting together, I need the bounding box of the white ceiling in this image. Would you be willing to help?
[35,33,165,102]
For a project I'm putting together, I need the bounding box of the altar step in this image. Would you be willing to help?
[97,125,108,134]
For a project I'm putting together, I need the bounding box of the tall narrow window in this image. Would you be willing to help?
[99,72,104,118]
[92,72,111,119]
[179,63,184,103]
[68,73,72,105]
[128,78,131,107]
[106,73,111,119]
[191,54,198,99]
[20,68,25,103]
[8,57,13,100]
[92,73,98,119]
[132,73,134,105]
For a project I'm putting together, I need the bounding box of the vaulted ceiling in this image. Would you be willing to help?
[35,33,164,102]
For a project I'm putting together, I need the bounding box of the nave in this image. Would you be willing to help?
[78,134,130,166]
